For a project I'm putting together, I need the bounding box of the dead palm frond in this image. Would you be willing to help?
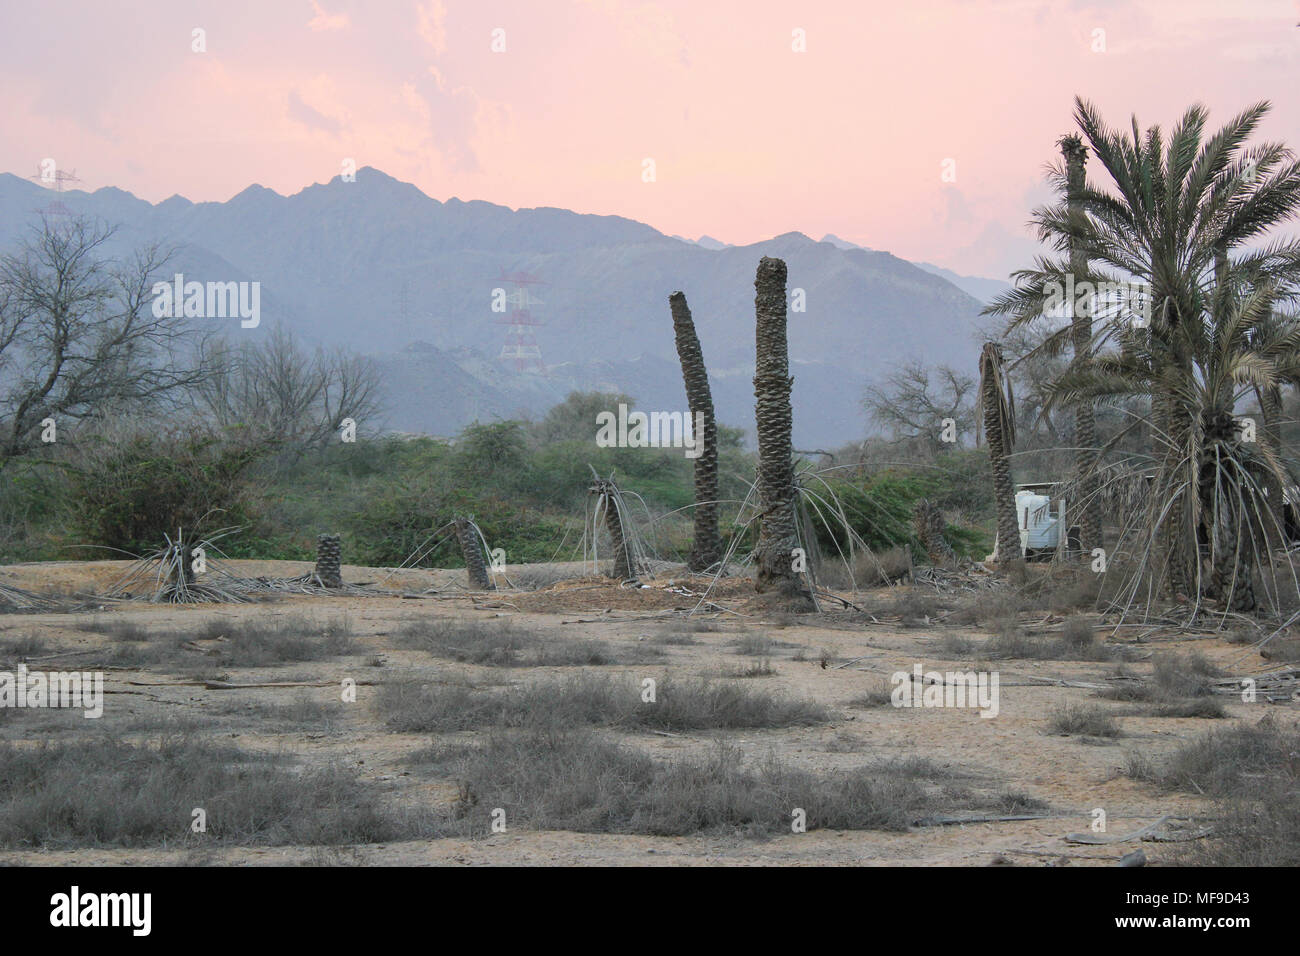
[104,527,255,604]
[586,468,654,582]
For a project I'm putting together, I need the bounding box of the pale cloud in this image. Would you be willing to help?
[308,0,350,32]
[287,89,343,135]
[579,0,689,67]
[417,0,448,55]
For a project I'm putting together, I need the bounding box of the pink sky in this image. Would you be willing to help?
[2,0,1298,278]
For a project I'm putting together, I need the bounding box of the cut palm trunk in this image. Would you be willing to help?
[752,257,805,600]
[913,498,955,566]
[455,517,494,590]
[589,476,634,581]
[977,343,1025,575]
[669,291,721,572]
[313,534,343,588]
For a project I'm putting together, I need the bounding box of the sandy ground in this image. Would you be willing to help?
[0,557,1291,867]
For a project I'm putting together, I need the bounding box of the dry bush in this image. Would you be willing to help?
[732,634,773,656]
[76,617,151,642]
[1044,570,1102,612]
[1126,718,1300,864]
[503,565,579,590]
[819,547,912,590]
[949,590,1021,627]
[651,619,722,645]
[1096,653,1226,718]
[1060,616,1095,648]
[1142,697,1227,718]
[1047,703,1121,738]
[822,732,862,753]
[888,589,943,626]
[214,616,355,666]
[720,658,777,678]
[938,632,978,657]
[1222,627,1258,646]
[946,622,1119,662]
[1179,774,1300,865]
[847,679,895,709]
[1152,652,1220,697]
[213,693,349,732]
[651,628,698,646]
[0,633,48,661]
[1261,637,1300,661]
[1127,716,1300,795]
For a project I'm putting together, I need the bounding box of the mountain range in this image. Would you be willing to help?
[0,168,1008,447]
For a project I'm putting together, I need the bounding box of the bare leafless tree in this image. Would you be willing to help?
[863,361,975,448]
[195,326,383,449]
[0,215,214,470]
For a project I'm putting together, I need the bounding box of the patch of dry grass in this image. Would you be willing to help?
[395,617,627,666]
[376,672,830,734]
[0,736,432,848]
[414,731,1043,837]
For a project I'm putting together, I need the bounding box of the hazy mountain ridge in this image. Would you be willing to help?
[0,169,989,446]
[820,233,1011,304]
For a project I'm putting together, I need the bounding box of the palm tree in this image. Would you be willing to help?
[753,257,802,597]
[669,291,722,571]
[1048,284,1300,612]
[976,342,1025,574]
[1060,133,1103,554]
[989,98,1300,601]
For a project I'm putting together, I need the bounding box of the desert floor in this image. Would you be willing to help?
[0,557,1285,866]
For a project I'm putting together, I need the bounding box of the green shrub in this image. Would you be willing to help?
[67,429,269,555]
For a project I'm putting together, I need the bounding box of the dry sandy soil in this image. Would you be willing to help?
[0,557,1291,867]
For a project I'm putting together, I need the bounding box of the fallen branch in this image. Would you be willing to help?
[1065,814,1170,845]
[913,812,1058,827]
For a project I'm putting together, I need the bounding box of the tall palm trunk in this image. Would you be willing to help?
[1060,134,1101,554]
[1211,507,1256,611]
[1205,435,1257,612]
[669,291,721,571]
[1261,383,1285,549]
[753,257,801,596]
[1155,385,1196,599]
[1149,280,1198,601]
[978,343,1025,575]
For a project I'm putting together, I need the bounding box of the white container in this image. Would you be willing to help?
[1016,490,1061,552]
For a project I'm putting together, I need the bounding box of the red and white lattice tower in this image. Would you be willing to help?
[29,164,81,222]
[495,270,546,373]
